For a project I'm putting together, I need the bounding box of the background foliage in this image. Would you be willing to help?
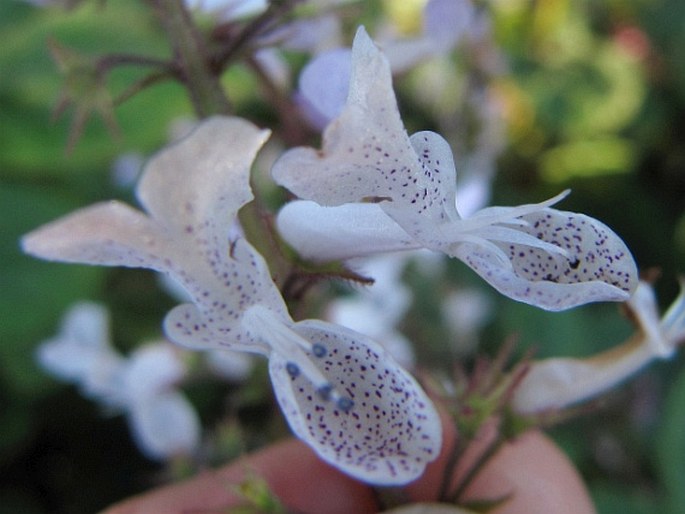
[1,0,684,512]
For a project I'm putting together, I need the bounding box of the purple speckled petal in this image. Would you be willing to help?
[269,319,441,485]
[274,28,458,226]
[23,116,287,349]
[137,116,270,264]
[453,209,637,310]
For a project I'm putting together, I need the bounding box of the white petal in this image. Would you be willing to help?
[177,237,289,348]
[128,392,200,460]
[452,209,637,310]
[22,201,172,271]
[122,343,186,401]
[276,201,419,262]
[512,282,681,414]
[269,319,441,485]
[164,302,269,354]
[627,281,671,358]
[275,29,454,224]
[25,116,291,352]
[408,131,460,223]
[137,116,270,262]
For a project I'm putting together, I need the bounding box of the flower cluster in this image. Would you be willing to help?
[22,11,680,498]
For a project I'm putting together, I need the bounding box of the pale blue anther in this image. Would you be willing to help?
[336,396,354,412]
[317,383,333,401]
[312,343,327,358]
[286,362,300,378]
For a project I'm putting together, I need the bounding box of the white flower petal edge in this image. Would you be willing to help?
[272,27,638,311]
[23,116,441,484]
[129,391,201,461]
[512,280,685,414]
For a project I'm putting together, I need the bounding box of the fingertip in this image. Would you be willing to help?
[100,439,377,514]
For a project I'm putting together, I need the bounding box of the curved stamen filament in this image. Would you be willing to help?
[451,190,570,235]
[242,305,354,411]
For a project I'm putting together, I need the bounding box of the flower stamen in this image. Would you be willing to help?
[243,305,353,410]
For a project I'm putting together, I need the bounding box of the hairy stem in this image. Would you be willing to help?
[149,0,231,116]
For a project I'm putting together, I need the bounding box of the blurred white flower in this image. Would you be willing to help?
[328,253,416,369]
[442,288,493,356]
[184,0,268,20]
[36,302,124,405]
[36,303,200,460]
[110,152,145,190]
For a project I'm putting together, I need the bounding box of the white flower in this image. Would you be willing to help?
[36,302,124,405]
[327,252,416,369]
[122,343,201,461]
[23,116,441,485]
[297,0,477,129]
[442,288,493,356]
[512,279,685,414]
[36,302,201,460]
[272,27,638,311]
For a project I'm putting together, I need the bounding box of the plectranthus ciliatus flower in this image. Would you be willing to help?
[22,116,441,485]
[512,279,685,414]
[36,302,201,461]
[272,27,639,311]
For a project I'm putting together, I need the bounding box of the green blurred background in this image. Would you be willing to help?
[1,0,685,512]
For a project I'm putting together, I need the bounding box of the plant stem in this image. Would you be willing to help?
[149,0,231,116]
[448,435,506,504]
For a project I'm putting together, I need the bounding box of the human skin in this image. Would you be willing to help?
[101,416,596,514]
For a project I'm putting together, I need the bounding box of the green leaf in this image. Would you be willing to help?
[0,183,103,396]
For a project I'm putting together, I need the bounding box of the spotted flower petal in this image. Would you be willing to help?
[24,115,441,484]
[272,27,638,310]
[450,208,637,310]
[274,29,458,227]
[23,117,284,351]
[268,318,441,485]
